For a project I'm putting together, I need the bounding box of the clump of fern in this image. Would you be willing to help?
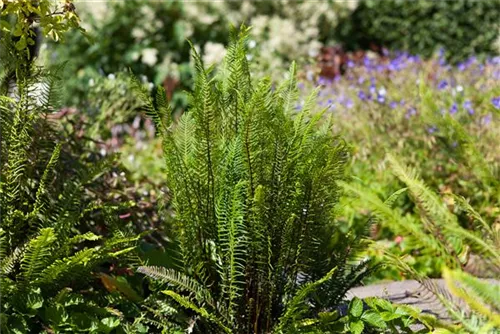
[136,26,371,333]
[0,27,146,334]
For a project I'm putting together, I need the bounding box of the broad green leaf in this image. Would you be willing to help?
[0,19,10,32]
[349,320,365,334]
[361,311,387,328]
[349,297,363,318]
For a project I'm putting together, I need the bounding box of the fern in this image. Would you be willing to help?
[137,26,364,333]
[0,28,143,332]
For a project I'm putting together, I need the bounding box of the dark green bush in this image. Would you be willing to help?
[336,0,500,63]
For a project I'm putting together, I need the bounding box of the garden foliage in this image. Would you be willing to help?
[336,0,500,63]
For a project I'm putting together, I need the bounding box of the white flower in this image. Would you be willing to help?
[456,85,464,92]
[141,48,158,67]
[107,73,116,80]
[132,27,146,40]
[203,42,226,66]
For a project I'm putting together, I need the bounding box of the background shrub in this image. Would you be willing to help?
[335,0,500,63]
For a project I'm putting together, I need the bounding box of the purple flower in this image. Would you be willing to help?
[345,99,354,109]
[492,96,500,110]
[358,90,367,101]
[377,95,385,104]
[295,104,303,111]
[427,126,438,134]
[389,101,398,109]
[463,100,474,115]
[437,80,448,90]
[369,84,376,95]
[482,113,492,126]
[297,82,305,90]
[358,76,365,84]
[347,60,355,68]
[363,57,372,68]
[317,76,329,86]
[405,107,417,119]
[449,103,458,115]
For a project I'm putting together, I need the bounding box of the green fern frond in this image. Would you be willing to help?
[443,267,500,328]
[28,143,62,223]
[162,290,231,334]
[20,228,56,282]
[138,266,214,307]
[276,267,337,333]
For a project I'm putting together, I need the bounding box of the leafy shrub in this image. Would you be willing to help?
[137,27,372,333]
[336,0,500,63]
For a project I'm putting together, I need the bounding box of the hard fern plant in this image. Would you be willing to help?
[0,36,144,334]
[136,27,371,333]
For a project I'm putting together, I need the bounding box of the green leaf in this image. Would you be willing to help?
[361,311,387,329]
[349,297,363,318]
[101,317,120,330]
[349,320,365,334]
[380,311,401,322]
[15,37,27,50]
[0,19,10,32]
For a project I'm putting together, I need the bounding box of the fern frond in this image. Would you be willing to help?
[443,267,500,327]
[276,267,337,332]
[162,290,231,334]
[20,228,56,282]
[28,143,62,225]
[138,266,214,307]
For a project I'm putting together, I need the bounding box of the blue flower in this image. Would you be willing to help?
[437,80,448,90]
[317,77,328,86]
[405,107,417,119]
[427,126,437,134]
[482,113,492,126]
[449,103,458,115]
[492,96,500,110]
[457,62,467,72]
[369,84,376,95]
[357,90,367,101]
[463,100,474,115]
[345,99,354,109]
